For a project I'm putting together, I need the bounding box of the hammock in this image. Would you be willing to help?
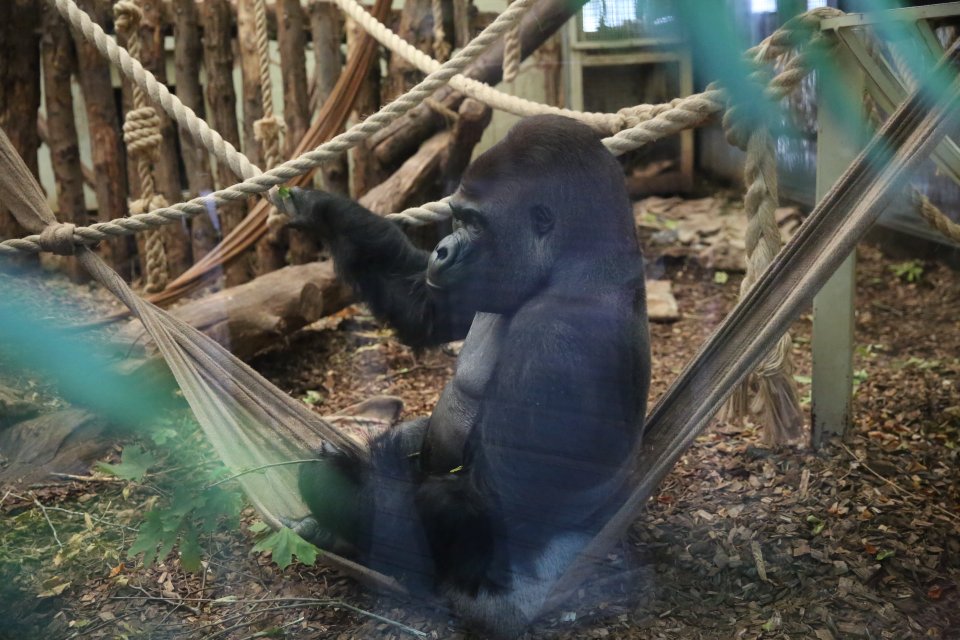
[2,34,957,623]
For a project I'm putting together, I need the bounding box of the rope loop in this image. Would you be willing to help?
[122,106,162,159]
[39,223,78,256]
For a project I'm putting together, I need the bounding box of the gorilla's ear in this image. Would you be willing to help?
[531,204,554,236]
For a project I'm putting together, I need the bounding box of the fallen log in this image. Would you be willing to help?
[118,262,352,361]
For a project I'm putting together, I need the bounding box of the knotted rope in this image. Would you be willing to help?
[115,0,169,293]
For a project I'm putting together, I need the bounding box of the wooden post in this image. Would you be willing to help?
[172,0,216,261]
[73,0,132,279]
[440,98,491,194]
[41,3,87,282]
[201,0,251,287]
[346,17,383,199]
[383,0,434,103]
[811,46,866,447]
[308,0,349,197]
[135,0,191,277]
[277,0,317,265]
[0,0,42,249]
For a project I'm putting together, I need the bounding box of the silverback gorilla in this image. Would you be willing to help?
[287,115,650,637]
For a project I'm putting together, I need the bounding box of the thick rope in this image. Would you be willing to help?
[0,0,536,256]
[503,0,521,82]
[431,0,451,62]
[114,0,168,293]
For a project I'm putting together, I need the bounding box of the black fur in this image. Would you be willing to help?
[289,115,651,638]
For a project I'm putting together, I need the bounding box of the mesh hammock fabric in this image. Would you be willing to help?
[1,36,958,618]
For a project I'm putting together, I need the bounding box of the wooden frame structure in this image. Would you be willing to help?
[812,2,960,446]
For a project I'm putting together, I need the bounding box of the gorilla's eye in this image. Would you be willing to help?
[452,205,484,235]
[531,205,554,236]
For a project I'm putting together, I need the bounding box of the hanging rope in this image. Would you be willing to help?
[503,0,521,82]
[252,0,283,170]
[251,0,288,231]
[431,0,451,62]
[718,9,841,444]
[114,0,169,293]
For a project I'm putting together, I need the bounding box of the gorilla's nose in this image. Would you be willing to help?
[426,234,460,287]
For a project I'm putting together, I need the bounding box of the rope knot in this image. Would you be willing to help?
[113,0,143,36]
[123,107,162,159]
[39,223,77,256]
[253,115,284,144]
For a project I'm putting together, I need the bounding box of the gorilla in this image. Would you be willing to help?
[287,114,650,637]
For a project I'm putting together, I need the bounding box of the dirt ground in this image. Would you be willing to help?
[1,199,959,639]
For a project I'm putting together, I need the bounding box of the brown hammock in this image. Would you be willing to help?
[2,34,957,625]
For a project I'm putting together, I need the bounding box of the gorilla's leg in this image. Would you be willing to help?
[297,418,436,587]
[443,532,592,640]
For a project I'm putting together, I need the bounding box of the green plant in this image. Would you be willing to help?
[888,260,924,283]
[96,414,243,572]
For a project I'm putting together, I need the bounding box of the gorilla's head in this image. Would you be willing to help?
[427,114,636,316]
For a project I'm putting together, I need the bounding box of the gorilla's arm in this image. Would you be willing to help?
[287,188,471,347]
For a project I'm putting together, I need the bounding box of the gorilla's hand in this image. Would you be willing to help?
[285,188,370,241]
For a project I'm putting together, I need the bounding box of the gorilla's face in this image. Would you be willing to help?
[427,179,556,316]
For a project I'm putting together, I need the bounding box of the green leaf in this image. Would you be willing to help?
[714,271,729,285]
[128,510,165,567]
[149,427,179,446]
[806,514,825,536]
[96,445,155,481]
[876,549,895,561]
[303,390,324,406]
[252,527,320,569]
